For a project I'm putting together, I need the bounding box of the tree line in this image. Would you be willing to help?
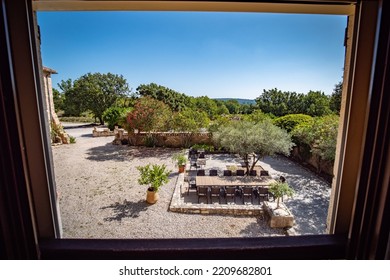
[54,72,342,123]
[54,72,342,173]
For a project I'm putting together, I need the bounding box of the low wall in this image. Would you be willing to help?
[291,146,334,179]
[113,130,212,148]
[112,129,333,178]
[92,126,116,137]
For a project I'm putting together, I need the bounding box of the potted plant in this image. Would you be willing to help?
[268,181,294,209]
[137,164,170,204]
[172,151,187,173]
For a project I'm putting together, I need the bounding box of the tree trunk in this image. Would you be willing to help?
[243,154,250,174]
[249,155,260,173]
[98,116,104,125]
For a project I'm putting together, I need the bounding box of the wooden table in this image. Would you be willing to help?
[196,176,275,187]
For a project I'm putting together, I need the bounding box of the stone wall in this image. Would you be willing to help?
[291,146,334,178]
[112,129,333,178]
[93,126,117,137]
[113,130,212,148]
[42,67,69,144]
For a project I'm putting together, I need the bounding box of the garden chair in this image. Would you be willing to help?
[189,157,197,170]
[223,170,232,176]
[187,179,197,196]
[260,170,269,176]
[197,169,205,176]
[197,186,209,204]
[209,169,218,176]
[223,186,239,203]
[209,186,224,204]
[242,186,254,204]
[236,170,245,176]
[258,187,269,203]
[249,170,257,176]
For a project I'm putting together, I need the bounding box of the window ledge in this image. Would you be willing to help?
[39,234,347,259]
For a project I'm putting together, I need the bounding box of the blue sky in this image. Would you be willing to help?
[38,12,347,99]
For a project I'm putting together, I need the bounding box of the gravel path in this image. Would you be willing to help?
[53,125,286,238]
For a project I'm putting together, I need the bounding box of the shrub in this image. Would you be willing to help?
[102,107,129,130]
[117,108,132,131]
[144,134,157,147]
[69,136,76,144]
[273,114,313,133]
[191,144,214,152]
[292,114,339,162]
[126,97,171,133]
[59,116,95,123]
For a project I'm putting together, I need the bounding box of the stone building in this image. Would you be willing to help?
[42,66,69,144]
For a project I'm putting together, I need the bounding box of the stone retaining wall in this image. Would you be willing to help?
[169,170,264,216]
[113,130,212,148]
[110,128,332,179]
[291,146,334,178]
[92,126,116,137]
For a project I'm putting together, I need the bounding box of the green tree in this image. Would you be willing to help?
[287,92,305,114]
[302,91,331,117]
[214,100,230,115]
[292,114,339,171]
[136,83,190,112]
[255,88,305,117]
[193,96,219,119]
[172,108,210,132]
[243,109,271,123]
[240,103,256,114]
[224,99,241,114]
[273,114,313,133]
[102,107,130,130]
[172,108,210,147]
[330,82,343,114]
[208,115,232,133]
[213,120,293,174]
[126,96,171,133]
[59,73,130,123]
[255,88,289,117]
[52,88,64,112]
[73,72,130,124]
[60,79,89,117]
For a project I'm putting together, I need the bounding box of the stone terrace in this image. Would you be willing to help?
[169,153,331,235]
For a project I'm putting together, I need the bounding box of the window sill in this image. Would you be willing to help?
[39,234,347,259]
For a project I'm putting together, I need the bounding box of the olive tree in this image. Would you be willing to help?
[213,120,293,174]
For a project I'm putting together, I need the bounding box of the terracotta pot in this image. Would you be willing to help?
[178,165,185,173]
[146,189,159,204]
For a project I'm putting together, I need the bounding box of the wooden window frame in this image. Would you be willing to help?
[0,0,389,259]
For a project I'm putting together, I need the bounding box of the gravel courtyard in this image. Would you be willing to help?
[52,124,331,238]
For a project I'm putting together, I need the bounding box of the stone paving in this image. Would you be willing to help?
[169,153,331,235]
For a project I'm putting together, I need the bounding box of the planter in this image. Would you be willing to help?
[178,165,185,173]
[263,201,294,228]
[146,189,159,204]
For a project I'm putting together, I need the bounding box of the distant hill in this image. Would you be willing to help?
[214,98,256,105]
